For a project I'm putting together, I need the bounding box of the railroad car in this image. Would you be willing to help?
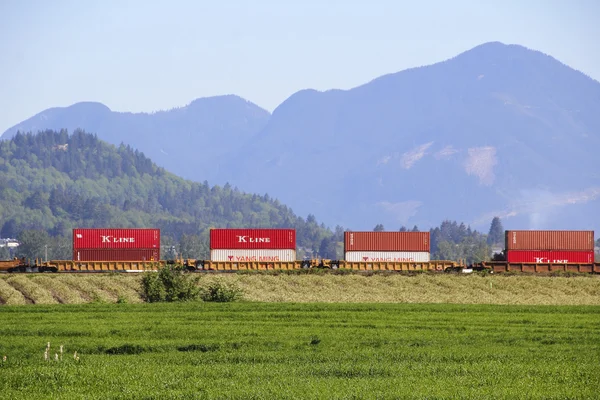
[1,229,598,274]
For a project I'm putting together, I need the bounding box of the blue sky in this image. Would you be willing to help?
[0,0,598,134]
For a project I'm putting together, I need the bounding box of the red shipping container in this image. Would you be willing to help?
[505,230,594,251]
[73,229,160,249]
[344,231,430,252]
[505,250,594,264]
[210,229,296,249]
[73,248,160,262]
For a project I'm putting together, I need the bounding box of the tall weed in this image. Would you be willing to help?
[141,265,200,302]
[199,280,243,302]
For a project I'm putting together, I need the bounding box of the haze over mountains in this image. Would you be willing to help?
[3,42,600,232]
[1,96,271,185]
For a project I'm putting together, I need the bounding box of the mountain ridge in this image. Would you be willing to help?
[1,94,272,185]
[220,41,600,231]
[1,94,268,136]
[3,41,599,232]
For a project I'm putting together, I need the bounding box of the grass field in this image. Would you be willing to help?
[0,302,598,399]
[1,271,600,305]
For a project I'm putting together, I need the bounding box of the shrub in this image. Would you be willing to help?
[141,265,200,302]
[200,280,243,302]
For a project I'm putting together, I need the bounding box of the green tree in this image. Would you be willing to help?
[436,240,459,261]
[49,236,73,260]
[1,219,19,238]
[0,246,11,260]
[487,217,504,246]
[373,224,385,232]
[179,234,205,259]
[16,230,50,260]
[319,236,338,259]
[461,236,491,264]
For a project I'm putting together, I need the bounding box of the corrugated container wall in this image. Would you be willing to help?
[505,230,594,251]
[505,250,594,264]
[73,248,160,262]
[210,229,296,250]
[344,251,431,262]
[210,249,296,262]
[344,231,430,252]
[73,229,160,249]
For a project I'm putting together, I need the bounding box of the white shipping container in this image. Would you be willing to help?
[344,251,431,262]
[210,249,297,262]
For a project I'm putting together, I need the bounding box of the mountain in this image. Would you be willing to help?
[4,42,600,232]
[0,130,334,260]
[1,95,271,185]
[220,41,600,231]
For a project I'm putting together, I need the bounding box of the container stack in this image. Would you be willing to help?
[343,231,430,262]
[504,230,595,263]
[73,228,160,262]
[209,228,296,262]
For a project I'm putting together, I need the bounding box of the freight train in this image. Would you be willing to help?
[1,229,599,274]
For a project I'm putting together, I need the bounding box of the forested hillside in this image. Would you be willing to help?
[0,130,335,260]
[0,129,506,263]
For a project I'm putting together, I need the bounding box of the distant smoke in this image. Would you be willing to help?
[377,155,391,166]
[401,142,434,169]
[464,146,497,186]
[522,189,562,229]
[434,145,460,160]
[376,200,422,224]
[474,186,600,229]
[521,187,600,229]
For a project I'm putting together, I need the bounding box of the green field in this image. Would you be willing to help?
[1,302,599,399]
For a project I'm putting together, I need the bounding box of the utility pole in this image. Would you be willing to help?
[45,245,48,262]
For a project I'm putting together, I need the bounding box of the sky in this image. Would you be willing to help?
[0,0,599,134]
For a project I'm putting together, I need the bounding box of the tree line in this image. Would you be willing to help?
[368,217,504,265]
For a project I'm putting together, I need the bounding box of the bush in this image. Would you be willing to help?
[141,265,200,302]
[200,280,243,302]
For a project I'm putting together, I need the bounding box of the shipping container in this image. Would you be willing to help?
[73,228,160,249]
[505,230,594,251]
[210,229,296,250]
[344,231,430,252]
[210,249,296,262]
[505,250,594,264]
[73,248,160,262]
[344,251,431,262]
